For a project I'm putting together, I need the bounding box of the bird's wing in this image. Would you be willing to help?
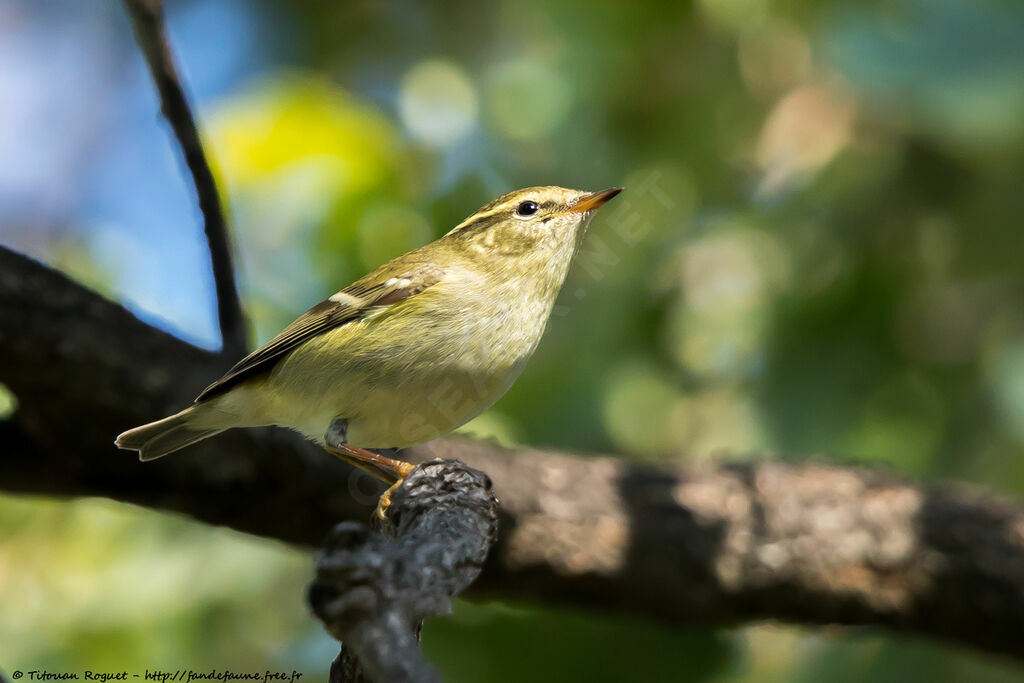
[195,262,446,402]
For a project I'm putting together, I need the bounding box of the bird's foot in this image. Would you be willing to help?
[375,461,416,521]
[323,421,415,520]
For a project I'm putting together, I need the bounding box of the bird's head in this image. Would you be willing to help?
[444,186,622,263]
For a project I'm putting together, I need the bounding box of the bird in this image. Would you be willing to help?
[117,185,622,514]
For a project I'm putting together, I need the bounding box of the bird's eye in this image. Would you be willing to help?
[515,200,539,217]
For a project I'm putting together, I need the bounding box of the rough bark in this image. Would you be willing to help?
[2,245,1024,663]
[309,460,499,683]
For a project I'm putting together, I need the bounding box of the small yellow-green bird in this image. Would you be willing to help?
[117,185,621,500]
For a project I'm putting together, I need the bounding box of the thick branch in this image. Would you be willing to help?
[309,460,498,683]
[121,0,247,357]
[1,245,1024,663]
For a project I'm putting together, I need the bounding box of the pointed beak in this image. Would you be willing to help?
[566,187,623,214]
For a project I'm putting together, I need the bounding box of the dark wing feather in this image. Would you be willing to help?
[195,263,445,402]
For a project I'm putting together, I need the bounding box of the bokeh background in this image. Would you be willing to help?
[3,0,1024,680]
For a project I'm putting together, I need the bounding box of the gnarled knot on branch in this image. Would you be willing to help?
[308,459,499,683]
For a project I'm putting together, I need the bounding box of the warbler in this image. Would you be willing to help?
[116,185,621,499]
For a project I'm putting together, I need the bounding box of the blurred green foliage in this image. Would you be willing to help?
[3,0,1024,679]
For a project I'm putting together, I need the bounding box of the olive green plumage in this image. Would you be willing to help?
[116,185,621,461]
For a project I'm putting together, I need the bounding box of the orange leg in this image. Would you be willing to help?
[326,442,415,483]
[324,421,415,520]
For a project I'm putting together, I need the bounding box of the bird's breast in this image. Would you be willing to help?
[258,266,563,447]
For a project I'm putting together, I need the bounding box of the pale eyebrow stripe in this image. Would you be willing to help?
[445,206,509,236]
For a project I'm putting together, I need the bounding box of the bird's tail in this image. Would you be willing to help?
[116,406,225,461]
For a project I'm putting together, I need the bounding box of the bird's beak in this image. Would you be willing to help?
[566,187,623,214]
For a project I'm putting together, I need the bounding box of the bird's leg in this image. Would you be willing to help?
[330,443,415,521]
[325,419,416,520]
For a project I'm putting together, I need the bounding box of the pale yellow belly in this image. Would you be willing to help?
[342,368,518,447]
[215,347,526,448]
[209,274,548,448]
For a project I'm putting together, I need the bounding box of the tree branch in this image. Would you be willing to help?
[1,245,1024,663]
[309,460,499,683]
[121,0,247,358]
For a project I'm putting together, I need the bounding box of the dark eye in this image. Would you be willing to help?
[516,200,539,217]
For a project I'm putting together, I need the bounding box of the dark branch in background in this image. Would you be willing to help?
[2,245,1024,664]
[309,461,499,683]
[121,0,247,358]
